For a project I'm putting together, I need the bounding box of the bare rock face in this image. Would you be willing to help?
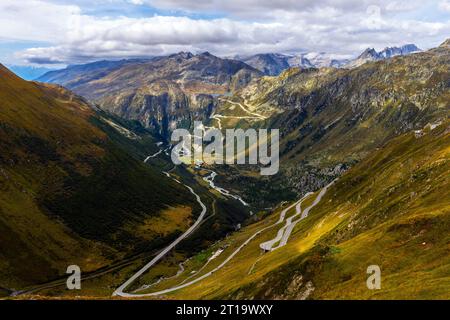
[240,53,314,76]
[345,44,421,68]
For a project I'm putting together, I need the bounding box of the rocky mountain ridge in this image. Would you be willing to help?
[345,44,421,68]
[37,52,262,139]
[237,43,422,75]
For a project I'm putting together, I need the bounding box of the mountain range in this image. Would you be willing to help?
[37,52,261,139]
[34,43,423,142]
[236,44,421,75]
[239,53,314,76]
[0,39,448,299]
[6,65,56,81]
[345,44,421,68]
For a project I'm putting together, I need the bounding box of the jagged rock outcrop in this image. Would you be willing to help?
[345,44,421,68]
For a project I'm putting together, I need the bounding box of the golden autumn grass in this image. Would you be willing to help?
[133,206,193,239]
[134,122,449,299]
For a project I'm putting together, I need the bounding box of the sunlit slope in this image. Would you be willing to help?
[205,40,449,210]
[230,121,450,299]
[0,65,196,292]
[149,122,449,299]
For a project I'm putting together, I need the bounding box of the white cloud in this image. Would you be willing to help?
[0,0,80,42]
[133,0,424,18]
[2,0,449,65]
[439,0,450,12]
[127,0,145,4]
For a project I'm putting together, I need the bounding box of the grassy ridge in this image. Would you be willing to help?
[0,65,197,291]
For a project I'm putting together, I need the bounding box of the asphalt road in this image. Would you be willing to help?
[113,170,207,297]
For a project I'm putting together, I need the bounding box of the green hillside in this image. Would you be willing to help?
[0,64,197,292]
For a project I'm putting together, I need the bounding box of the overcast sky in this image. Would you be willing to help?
[0,0,449,66]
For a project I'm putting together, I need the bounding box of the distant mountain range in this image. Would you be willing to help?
[239,53,314,76]
[301,52,350,68]
[345,44,421,68]
[237,44,421,75]
[244,43,421,74]
[32,43,425,141]
[239,52,350,75]
[7,65,57,80]
[36,58,151,85]
[37,52,262,139]
[30,43,422,82]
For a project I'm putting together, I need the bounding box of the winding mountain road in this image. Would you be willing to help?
[210,114,223,130]
[202,169,249,206]
[134,262,185,293]
[117,182,335,297]
[113,170,207,297]
[208,98,266,130]
[271,180,335,250]
[114,143,336,298]
[259,192,313,251]
[218,98,267,120]
[144,150,162,162]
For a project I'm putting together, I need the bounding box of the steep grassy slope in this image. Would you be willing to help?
[227,122,450,299]
[140,121,449,299]
[0,65,199,292]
